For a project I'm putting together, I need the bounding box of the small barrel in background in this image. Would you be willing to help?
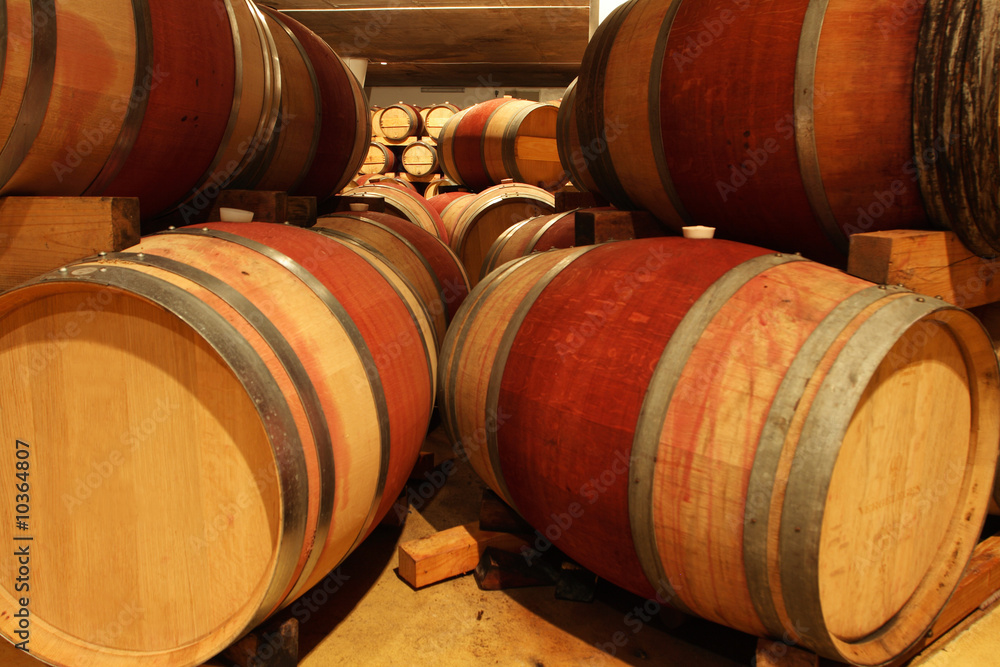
[482,100,564,190]
[420,103,460,140]
[379,102,424,141]
[0,223,436,667]
[423,177,464,199]
[440,237,1000,666]
[361,142,397,175]
[401,140,441,178]
[447,181,555,285]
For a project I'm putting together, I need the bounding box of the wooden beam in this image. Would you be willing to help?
[847,230,1000,308]
[0,197,140,292]
[397,521,531,589]
[754,639,819,667]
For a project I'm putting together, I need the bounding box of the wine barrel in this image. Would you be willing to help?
[0,0,277,220]
[355,174,417,192]
[0,223,435,667]
[448,181,555,285]
[440,237,999,665]
[482,100,565,190]
[401,140,441,177]
[421,103,460,140]
[268,10,369,202]
[438,99,507,191]
[379,103,423,141]
[372,107,386,138]
[236,5,323,194]
[361,142,397,175]
[315,210,471,347]
[344,183,449,241]
[480,210,578,279]
[427,191,473,217]
[556,78,598,193]
[423,177,464,199]
[573,0,955,264]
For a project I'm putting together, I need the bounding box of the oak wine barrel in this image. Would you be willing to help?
[423,177,464,199]
[400,140,441,177]
[344,183,449,241]
[571,0,986,263]
[481,99,564,190]
[440,237,1000,665]
[0,223,435,666]
[268,10,369,203]
[361,142,397,175]
[315,210,471,347]
[379,103,423,141]
[235,5,323,194]
[447,181,555,286]
[420,103,460,140]
[480,210,578,280]
[555,78,597,193]
[438,100,506,191]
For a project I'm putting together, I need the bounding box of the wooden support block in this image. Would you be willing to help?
[319,194,388,217]
[397,521,531,589]
[220,618,298,667]
[848,230,1000,308]
[285,197,317,228]
[554,189,607,213]
[0,196,140,292]
[754,638,819,667]
[479,488,534,535]
[574,209,665,246]
[474,546,557,590]
[209,190,287,224]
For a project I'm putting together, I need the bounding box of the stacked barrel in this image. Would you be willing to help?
[363,103,460,194]
[0,0,369,228]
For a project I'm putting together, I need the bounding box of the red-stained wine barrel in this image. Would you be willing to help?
[572,0,970,264]
[440,237,1000,665]
[556,78,597,193]
[355,173,417,191]
[448,181,555,285]
[0,223,435,666]
[379,102,423,141]
[361,142,397,175]
[344,183,449,241]
[315,210,471,347]
[420,103,460,140]
[0,0,277,219]
[439,98,564,192]
[267,10,369,202]
[480,210,578,279]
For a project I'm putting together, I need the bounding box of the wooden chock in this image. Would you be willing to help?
[220,617,299,667]
[209,190,288,224]
[848,230,1000,309]
[0,196,140,292]
[397,522,531,589]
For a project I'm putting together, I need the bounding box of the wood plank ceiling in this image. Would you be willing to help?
[259,0,589,87]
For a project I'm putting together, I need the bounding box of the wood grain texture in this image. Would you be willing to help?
[847,230,1000,309]
[271,10,370,202]
[0,0,138,198]
[0,196,139,292]
[421,103,459,140]
[361,142,397,175]
[400,141,440,177]
[480,210,576,279]
[344,183,448,241]
[439,237,1000,665]
[379,103,423,140]
[397,522,531,589]
[441,98,508,192]
[449,182,555,286]
[0,222,435,665]
[574,0,936,265]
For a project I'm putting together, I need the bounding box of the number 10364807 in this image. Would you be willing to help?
[15,440,30,530]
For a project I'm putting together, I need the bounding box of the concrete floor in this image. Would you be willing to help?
[1,425,998,667]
